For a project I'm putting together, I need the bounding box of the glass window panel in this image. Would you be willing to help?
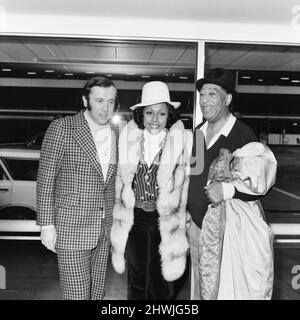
[2,158,39,181]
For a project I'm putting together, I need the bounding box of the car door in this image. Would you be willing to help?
[0,160,12,208]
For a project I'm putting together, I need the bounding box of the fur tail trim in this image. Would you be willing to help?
[111,250,126,274]
[161,255,187,281]
[110,202,134,274]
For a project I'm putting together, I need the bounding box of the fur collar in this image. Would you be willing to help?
[119,119,187,180]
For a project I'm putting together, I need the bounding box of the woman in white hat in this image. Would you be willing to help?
[110,81,193,300]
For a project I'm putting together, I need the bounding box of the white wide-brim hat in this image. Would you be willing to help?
[130,81,181,110]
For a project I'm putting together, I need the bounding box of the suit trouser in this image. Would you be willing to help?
[126,207,172,300]
[189,219,202,300]
[56,229,110,300]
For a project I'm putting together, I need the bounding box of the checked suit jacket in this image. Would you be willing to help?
[36,110,119,250]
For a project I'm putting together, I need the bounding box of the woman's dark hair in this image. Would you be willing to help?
[133,103,180,130]
[82,76,119,110]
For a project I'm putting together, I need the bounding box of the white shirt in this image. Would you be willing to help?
[200,113,236,150]
[200,114,237,200]
[84,111,112,180]
[143,129,166,167]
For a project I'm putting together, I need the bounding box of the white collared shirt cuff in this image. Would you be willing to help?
[222,182,235,200]
[41,225,55,230]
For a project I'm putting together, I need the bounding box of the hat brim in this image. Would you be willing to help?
[130,100,181,110]
[196,78,238,99]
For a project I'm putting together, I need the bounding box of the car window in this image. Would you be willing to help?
[0,165,8,181]
[34,133,44,145]
[2,158,39,181]
[0,118,51,145]
[26,132,45,148]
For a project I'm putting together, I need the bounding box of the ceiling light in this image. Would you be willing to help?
[292,123,298,126]
[86,71,95,74]
[112,115,121,124]
[241,76,251,79]
[126,73,135,75]
[141,75,150,78]
[257,79,263,82]
[27,72,36,75]
[106,74,112,77]
[64,73,74,76]
[291,79,300,83]
[280,77,290,80]
[179,76,188,80]
[2,68,11,72]
[45,70,55,73]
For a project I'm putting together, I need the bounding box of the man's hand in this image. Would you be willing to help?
[40,226,57,253]
[205,182,224,205]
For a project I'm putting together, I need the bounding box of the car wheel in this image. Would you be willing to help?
[0,207,36,220]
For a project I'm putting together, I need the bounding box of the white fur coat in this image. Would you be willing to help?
[110,119,193,281]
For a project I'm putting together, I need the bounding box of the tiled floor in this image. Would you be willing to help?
[0,240,189,300]
[1,240,300,300]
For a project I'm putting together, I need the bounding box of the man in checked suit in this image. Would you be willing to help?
[36,76,119,300]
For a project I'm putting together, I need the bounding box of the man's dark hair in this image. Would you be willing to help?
[82,76,118,110]
[133,103,180,130]
[221,87,236,113]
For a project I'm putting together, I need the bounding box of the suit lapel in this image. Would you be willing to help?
[73,111,105,180]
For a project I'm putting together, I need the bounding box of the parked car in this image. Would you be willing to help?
[0,132,45,150]
[0,148,40,239]
[25,132,45,149]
